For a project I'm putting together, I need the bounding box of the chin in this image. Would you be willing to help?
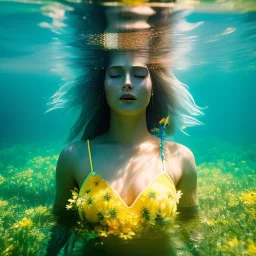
[113,106,146,116]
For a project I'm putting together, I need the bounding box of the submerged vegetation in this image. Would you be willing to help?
[0,141,255,255]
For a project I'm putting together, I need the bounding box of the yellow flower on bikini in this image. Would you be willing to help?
[176,190,183,204]
[105,201,123,221]
[119,231,136,240]
[66,188,79,210]
[95,225,108,237]
[107,219,120,233]
[85,198,100,223]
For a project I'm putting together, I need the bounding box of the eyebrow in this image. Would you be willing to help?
[107,66,148,71]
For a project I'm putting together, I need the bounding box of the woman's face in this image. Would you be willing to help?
[104,52,152,116]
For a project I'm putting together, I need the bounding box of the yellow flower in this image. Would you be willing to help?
[228,199,239,207]
[93,189,114,213]
[219,219,228,225]
[121,226,132,234]
[216,188,221,193]
[104,199,124,220]
[35,206,47,214]
[206,220,215,226]
[2,244,14,254]
[107,219,120,232]
[119,231,135,240]
[90,175,102,187]
[67,188,80,210]
[240,192,256,205]
[100,231,108,237]
[176,190,183,204]
[244,207,256,219]
[18,217,33,228]
[145,197,160,216]
[159,116,169,125]
[66,205,73,210]
[81,196,99,223]
[227,237,239,248]
[71,188,79,198]
[118,218,134,234]
[95,225,108,237]
[156,199,171,219]
[99,218,108,226]
[245,239,256,255]
[81,175,103,195]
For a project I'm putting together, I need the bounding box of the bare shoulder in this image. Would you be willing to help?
[58,141,83,167]
[59,140,92,177]
[165,141,196,173]
[179,144,196,175]
[165,141,198,207]
[54,141,87,209]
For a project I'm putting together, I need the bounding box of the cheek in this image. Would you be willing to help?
[104,77,118,92]
[104,78,117,105]
[138,80,152,100]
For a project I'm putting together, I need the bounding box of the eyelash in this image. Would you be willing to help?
[109,75,146,78]
[109,75,121,78]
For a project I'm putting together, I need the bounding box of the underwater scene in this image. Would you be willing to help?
[0,0,256,255]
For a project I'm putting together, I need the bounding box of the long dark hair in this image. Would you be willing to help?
[46,50,204,143]
[45,5,204,143]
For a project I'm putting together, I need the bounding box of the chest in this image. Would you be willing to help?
[75,144,182,207]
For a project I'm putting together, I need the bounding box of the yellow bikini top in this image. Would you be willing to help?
[67,139,181,240]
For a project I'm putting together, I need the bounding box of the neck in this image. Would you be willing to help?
[105,110,153,145]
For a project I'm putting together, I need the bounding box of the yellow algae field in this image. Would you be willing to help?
[0,141,255,255]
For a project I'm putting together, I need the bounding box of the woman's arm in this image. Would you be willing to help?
[46,145,79,256]
[176,146,202,256]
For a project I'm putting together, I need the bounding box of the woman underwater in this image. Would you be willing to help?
[46,49,203,256]
[46,5,204,256]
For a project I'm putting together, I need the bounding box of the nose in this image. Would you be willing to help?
[122,73,133,90]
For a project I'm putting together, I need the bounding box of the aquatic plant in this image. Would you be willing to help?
[0,141,255,254]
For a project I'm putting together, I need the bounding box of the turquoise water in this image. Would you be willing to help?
[0,1,255,255]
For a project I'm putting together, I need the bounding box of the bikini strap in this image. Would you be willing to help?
[87,139,94,173]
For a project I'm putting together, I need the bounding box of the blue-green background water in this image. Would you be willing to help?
[1,1,255,152]
[0,1,255,255]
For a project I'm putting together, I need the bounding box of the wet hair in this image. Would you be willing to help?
[46,48,204,143]
[45,6,204,143]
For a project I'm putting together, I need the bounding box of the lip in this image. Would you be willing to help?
[120,94,137,100]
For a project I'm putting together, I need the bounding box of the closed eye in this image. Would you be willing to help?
[107,66,148,78]
[109,75,121,78]
[133,67,148,78]
[134,75,147,78]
